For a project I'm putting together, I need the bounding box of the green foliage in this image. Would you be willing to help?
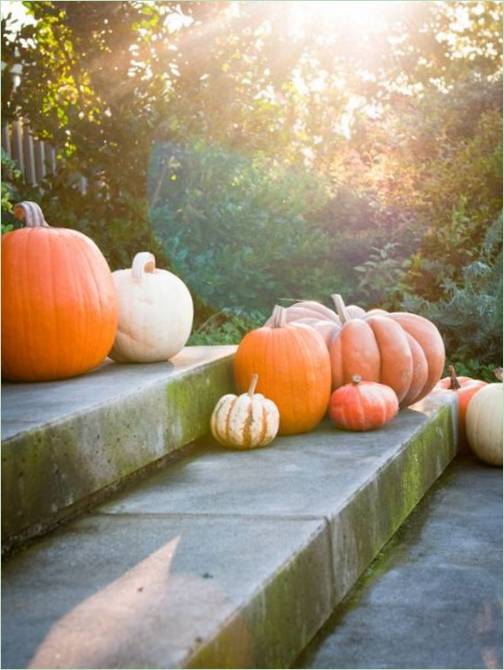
[2,1,501,374]
[188,309,266,346]
[401,215,503,376]
[150,142,336,312]
[1,149,22,233]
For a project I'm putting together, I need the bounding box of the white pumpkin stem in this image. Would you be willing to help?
[248,373,259,398]
[351,375,362,385]
[448,365,461,390]
[13,201,49,228]
[331,294,351,324]
[271,305,287,328]
[494,367,503,382]
[132,252,156,280]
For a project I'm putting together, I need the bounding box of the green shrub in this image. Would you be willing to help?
[150,141,337,314]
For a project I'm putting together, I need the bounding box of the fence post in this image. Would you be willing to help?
[34,139,46,183]
[22,123,37,185]
[11,120,24,171]
[1,123,11,155]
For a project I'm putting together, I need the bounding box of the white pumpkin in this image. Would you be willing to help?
[109,251,193,363]
[466,370,503,467]
[210,374,280,449]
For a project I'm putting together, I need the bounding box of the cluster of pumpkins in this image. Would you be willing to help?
[3,202,501,466]
[2,201,194,381]
[211,297,503,468]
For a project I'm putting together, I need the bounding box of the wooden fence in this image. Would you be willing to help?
[1,118,88,194]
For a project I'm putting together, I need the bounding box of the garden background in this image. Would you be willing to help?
[1,0,502,379]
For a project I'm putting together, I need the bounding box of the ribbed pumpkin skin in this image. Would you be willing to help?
[210,389,279,449]
[2,227,118,381]
[234,321,331,435]
[329,379,399,431]
[466,383,503,466]
[329,308,445,407]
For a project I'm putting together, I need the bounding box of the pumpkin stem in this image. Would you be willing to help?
[494,367,503,382]
[271,305,287,328]
[448,365,461,390]
[351,375,362,385]
[248,373,259,398]
[132,252,156,280]
[13,202,49,228]
[331,294,350,324]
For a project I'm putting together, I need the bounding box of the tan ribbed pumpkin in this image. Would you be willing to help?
[264,299,363,347]
[210,374,280,449]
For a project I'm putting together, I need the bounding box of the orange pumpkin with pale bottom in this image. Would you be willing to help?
[329,375,399,431]
[329,294,445,407]
[234,305,331,435]
[2,201,118,382]
[435,365,487,444]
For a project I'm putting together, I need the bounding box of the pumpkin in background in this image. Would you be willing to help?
[329,375,399,431]
[466,368,503,466]
[109,252,193,363]
[263,299,364,347]
[330,294,445,407]
[235,305,331,435]
[435,365,487,443]
[2,201,118,382]
[210,373,279,449]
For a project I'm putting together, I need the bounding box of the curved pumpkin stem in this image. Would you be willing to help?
[132,252,156,280]
[13,202,49,228]
[248,373,259,398]
[270,305,287,328]
[331,294,350,324]
[448,365,461,390]
[494,367,503,382]
[351,375,362,385]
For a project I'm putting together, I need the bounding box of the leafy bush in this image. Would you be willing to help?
[150,141,337,313]
[188,308,266,346]
[401,214,503,380]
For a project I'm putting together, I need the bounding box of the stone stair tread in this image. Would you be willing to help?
[2,394,457,669]
[2,346,236,552]
[2,346,236,441]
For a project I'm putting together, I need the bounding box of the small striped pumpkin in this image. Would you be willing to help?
[210,374,280,449]
[329,375,399,431]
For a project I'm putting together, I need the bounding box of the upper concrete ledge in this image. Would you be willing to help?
[2,346,236,551]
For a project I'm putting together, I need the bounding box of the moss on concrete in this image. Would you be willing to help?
[2,355,235,552]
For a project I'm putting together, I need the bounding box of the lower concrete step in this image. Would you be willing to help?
[2,393,457,669]
[297,454,503,669]
[2,346,236,552]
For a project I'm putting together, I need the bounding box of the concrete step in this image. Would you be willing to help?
[2,346,236,552]
[2,392,457,669]
[297,454,503,669]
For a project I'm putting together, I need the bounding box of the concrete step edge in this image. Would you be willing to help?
[2,346,236,552]
[2,394,458,669]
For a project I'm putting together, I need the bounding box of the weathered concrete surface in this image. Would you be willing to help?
[297,453,503,669]
[2,515,333,670]
[2,394,457,669]
[2,346,236,551]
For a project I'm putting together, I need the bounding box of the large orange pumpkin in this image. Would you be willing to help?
[2,201,118,382]
[234,305,331,435]
[330,295,445,407]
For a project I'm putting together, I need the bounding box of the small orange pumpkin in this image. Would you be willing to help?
[2,201,118,382]
[329,375,399,431]
[329,294,445,407]
[234,305,331,435]
[435,365,487,444]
